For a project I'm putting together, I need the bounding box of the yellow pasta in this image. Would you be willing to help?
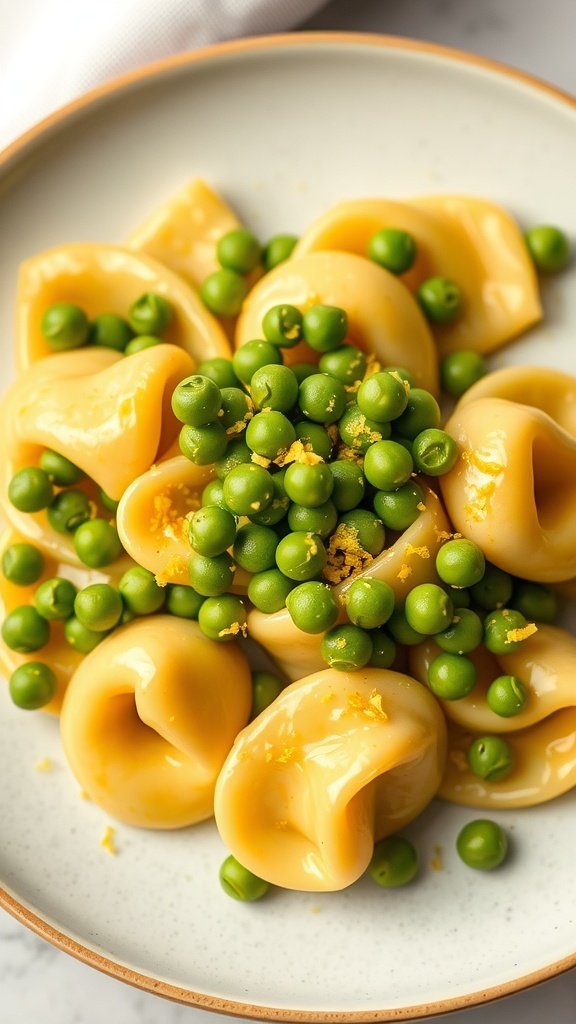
[60,616,252,828]
[456,364,576,436]
[441,396,576,582]
[235,251,439,393]
[294,196,541,356]
[215,668,446,891]
[17,242,230,370]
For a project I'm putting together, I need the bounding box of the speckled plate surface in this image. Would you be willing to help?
[1,34,576,1022]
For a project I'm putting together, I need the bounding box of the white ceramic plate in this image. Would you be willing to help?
[1,34,576,1022]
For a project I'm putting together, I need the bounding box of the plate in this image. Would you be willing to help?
[1,33,576,1022]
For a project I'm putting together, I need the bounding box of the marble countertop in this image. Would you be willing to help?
[2,1,576,1022]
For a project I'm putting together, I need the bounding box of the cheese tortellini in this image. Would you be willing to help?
[60,616,252,828]
[215,668,446,891]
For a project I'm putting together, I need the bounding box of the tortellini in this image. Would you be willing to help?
[409,625,576,808]
[215,667,446,891]
[294,196,541,356]
[441,396,576,582]
[458,364,576,438]
[235,251,439,393]
[60,616,252,828]
[248,487,452,680]
[17,242,230,370]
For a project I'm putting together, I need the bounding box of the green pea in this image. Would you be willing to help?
[245,411,296,460]
[8,467,54,513]
[440,350,487,397]
[512,581,558,624]
[368,835,418,887]
[179,422,228,465]
[275,531,327,581]
[290,362,317,384]
[64,616,108,653]
[217,228,261,274]
[405,583,454,635]
[484,608,533,655]
[74,584,123,632]
[468,736,514,782]
[287,499,337,539]
[39,449,85,486]
[47,489,92,534]
[363,440,413,490]
[232,340,282,384]
[286,581,339,634]
[284,463,334,509]
[248,471,290,526]
[34,577,77,620]
[73,519,122,568]
[247,568,296,613]
[2,605,50,652]
[412,428,459,476]
[166,584,204,619]
[233,523,278,573]
[393,389,441,439]
[223,464,274,517]
[188,551,235,597]
[99,489,120,513]
[343,577,395,630]
[434,608,483,654]
[486,674,528,717]
[171,374,222,427]
[218,387,253,435]
[128,292,172,334]
[89,313,133,351]
[41,303,89,350]
[456,819,508,870]
[417,276,462,323]
[2,543,44,586]
[198,594,247,642]
[328,460,365,512]
[214,438,252,480]
[357,372,409,423]
[294,422,334,461]
[124,335,162,355]
[338,404,390,453]
[525,225,570,273]
[263,234,299,271]
[9,662,57,710]
[373,481,424,531]
[262,304,303,348]
[250,364,299,413]
[189,506,237,558]
[368,630,397,668]
[319,344,367,385]
[202,269,249,316]
[321,623,373,671]
[298,373,347,424]
[428,652,477,700]
[386,607,425,646]
[119,567,165,615]
[436,539,485,589]
[201,478,229,510]
[367,229,417,275]
[251,670,284,717]
[302,304,348,352]
[219,855,269,901]
[470,564,513,610]
[339,509,385,557]
[197,357,241,390]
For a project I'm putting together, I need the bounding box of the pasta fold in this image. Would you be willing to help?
[214,667,446,891]
[60,616,252,828]
[293,196,541,356]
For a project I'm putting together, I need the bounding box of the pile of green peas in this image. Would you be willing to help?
[39,291,173,355]
[200,227,299,318]
[171,299,461,649]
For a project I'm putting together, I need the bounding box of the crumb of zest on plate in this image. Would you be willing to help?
[430,845,444,871]
[100,825,118,855]
[34,757,52,773]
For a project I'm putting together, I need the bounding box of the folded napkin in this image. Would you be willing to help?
[0,0,329,151]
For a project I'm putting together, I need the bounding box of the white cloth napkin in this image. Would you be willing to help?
[0,0,328,151]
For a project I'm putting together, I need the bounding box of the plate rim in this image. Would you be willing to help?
[1,29,576,1022]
